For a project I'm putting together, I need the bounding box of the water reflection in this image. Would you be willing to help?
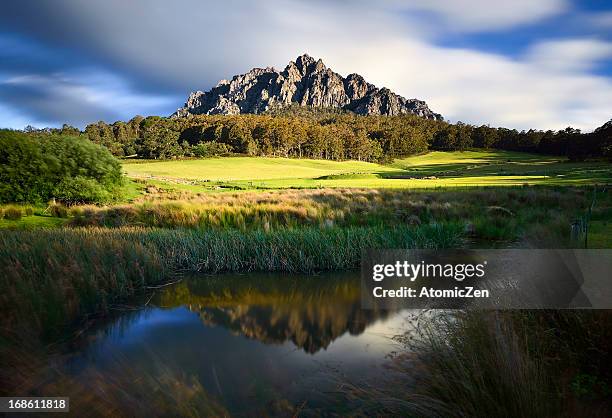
[156,273,390,353]
[51,273,408,416]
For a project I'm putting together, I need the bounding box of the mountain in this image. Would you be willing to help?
[173,54,442,120]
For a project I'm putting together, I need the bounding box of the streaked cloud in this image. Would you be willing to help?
[525,38,612,72]
[0,70,176,128]
[392,0,569,31]
[0,0,610,130]
[584,11,612,29]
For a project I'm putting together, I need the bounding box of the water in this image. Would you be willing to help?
[53,273,414,416]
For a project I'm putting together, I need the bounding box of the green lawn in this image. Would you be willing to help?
[0,215,66,229]
[122,151,611,191]
[123,157,395,181]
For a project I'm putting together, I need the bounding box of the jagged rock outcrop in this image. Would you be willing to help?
[173,54,442,120]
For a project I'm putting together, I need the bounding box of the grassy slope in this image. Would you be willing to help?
[124,156,395,181]
[122,151,611,190]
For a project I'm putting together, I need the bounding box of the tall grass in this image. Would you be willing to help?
[405,311,555,418]
[3,187,608,247]
[0,223,462,338]
[58,187,610,245]
[2,205,24,220]
[346,310,612,417]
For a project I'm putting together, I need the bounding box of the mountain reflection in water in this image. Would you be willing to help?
[156,273,390,353]
[44,273,410,416]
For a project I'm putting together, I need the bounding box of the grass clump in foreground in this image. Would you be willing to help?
[340,310,612,417]
[382,310,612,418]
[0,223,461,339]
[2,205,24,220]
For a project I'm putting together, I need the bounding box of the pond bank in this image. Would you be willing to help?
[0,224,461,339]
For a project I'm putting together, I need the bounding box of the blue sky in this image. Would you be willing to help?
[0,0,611,130]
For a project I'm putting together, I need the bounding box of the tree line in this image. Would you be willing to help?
[31,108,612,162]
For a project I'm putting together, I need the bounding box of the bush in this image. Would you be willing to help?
[3,206,22,220]
[24,206,34,216]
[0,130,123,204]
[191,141,233,157]
[52,177,111,204]
[48,204,68,218]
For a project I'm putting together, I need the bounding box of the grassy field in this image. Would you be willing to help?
[123,151,612,191]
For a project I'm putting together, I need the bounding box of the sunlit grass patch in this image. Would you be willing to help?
[122,151,610,190]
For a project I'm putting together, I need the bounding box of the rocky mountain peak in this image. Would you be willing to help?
[295,53,316,73]
[173,54,442,120]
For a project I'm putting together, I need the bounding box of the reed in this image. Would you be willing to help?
[0,223,462,338]
[404,311,556,417]
[57,187,609,245]
[2,205,23,220]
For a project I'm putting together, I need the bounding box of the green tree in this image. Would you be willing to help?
[0,130,123,204]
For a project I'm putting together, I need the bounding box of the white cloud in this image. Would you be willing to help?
[388,0,569,31]
[314,37,612,131]
[525,39,612,72]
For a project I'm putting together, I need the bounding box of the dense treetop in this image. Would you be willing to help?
[79,107,611,162]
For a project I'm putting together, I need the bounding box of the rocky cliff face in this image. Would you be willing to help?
[173,54,442,120]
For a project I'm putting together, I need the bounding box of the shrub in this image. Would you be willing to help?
[191,141,233,157]
[48,204,68,218]
[3,206,22,220]
[52,177,111,204]
[24,206,34,216]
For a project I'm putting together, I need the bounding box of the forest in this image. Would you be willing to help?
[70,107,612,162]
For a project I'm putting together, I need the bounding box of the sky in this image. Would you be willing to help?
[0,0,611,131]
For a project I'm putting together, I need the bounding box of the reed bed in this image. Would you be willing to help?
[0,223,462,338]
[1,186,610,415]
[1,186,608,337]
[58,187,608,244]
[394,310,612,417]
[337,309,612,417]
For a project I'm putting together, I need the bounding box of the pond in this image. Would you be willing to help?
[49,273,415,416]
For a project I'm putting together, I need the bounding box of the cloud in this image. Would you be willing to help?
[0,71,176,128]
[389,0,569,32]
[0,0,610,131]
[314,37,612,131]
[583,11,612,29]
[525,39,612,72]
